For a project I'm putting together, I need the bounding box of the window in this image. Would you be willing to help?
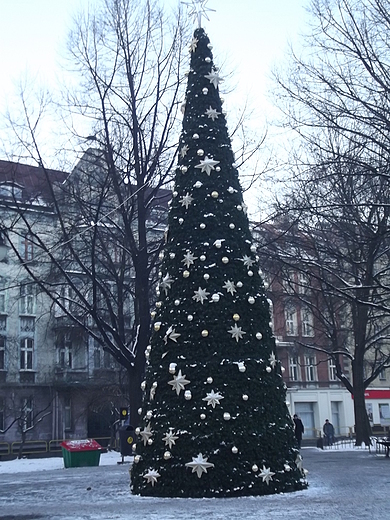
[0,281,7,314]
[379,403,390,424]
[379,368,386,381]
[285,305,298,336]
[0,396,4,431]
[19,234,34,261]
[20,398,33,430]
[304,355,317,382]
[289,356,300,381]
[58,333,72,368]
[19,284,36,315]
[20,338,34,370]
[94,346,101,369]
[0,335,5,370]
[283,270,295,294]
[20,317,35,333]
[301,307,314,337]
[298,272,310,294]
[64,397,72,431]
[329,359,338,381]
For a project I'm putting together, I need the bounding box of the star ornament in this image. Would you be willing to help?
[139,423,153,446]
[182,0,215,28]
[180,144,189,158]
[269,352,277,369]
[192,287,210,304]
[195,156,220,175]
[259,465,275,485]
[163,429,179,449]
[185,453,215,478]
[222,280,237,295]
[204,69,223,88]
[160,273,174,294]
[241,255,255,268]
[228,323,246,342]
[168,369,191,395]
[182,251,198,268]
[203,389,224,408]
[205,106,221,120]
[143,469,161,486]
[189,37,198,52]
[180,193,194,209]
[163,326,181,344]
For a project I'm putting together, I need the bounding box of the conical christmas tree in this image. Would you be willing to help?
[130,25,308,498]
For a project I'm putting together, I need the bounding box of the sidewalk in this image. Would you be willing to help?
[1,448,389,519]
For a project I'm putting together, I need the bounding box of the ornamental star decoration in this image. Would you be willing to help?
[204,69,224,88]
[160,273,174,295]
[168,369,191,395]
[185,453,215,478]
[222,280,237,295]
[228,323,246,342]
[269,352,277,369]
[195,156,220,175]
[139,423,153,446]
[182,251,198,268]
[162,429,179,449]
[189,36,198,52]
[202,389,224,408]
[205,106,221,121]
[163,326,181,344]
[180,144,189,157]
[180,193,194,209]
[259,465,275,485]
[143,469,161,486]
[182,0,215,28]
[241,255,256,268]
[192,287,210,304]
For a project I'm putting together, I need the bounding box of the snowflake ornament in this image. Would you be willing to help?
[160,274,174,295]
[180,144,189,157]
[269,352,277,369]
[185,453,215,478]
[241,255,256,268]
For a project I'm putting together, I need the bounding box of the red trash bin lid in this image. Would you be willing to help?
[60,439,102,452]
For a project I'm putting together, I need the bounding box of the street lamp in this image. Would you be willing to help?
[0,233,9,261]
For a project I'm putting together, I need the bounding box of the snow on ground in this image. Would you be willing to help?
[0,449,131,474]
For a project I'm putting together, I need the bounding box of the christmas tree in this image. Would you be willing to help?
[130,10,308,498]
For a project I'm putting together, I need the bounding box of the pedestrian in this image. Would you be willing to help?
[323,419,335,446]
[293,414,304,449]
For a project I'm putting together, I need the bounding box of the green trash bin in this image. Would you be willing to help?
[60,439,102,468]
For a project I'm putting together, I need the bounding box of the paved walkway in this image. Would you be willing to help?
[1,448,389,519]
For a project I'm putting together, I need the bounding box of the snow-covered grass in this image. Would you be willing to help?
[0,450,132,474]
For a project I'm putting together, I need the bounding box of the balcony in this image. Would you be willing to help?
[54,367,88,384]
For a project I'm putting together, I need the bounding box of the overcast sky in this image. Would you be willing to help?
[0,0,311,210]
[0,0,310,114]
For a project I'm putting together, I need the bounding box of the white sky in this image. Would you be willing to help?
[0,0,310,119]
[0,0,311,206]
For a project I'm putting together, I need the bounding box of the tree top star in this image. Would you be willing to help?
[181,0,215,28]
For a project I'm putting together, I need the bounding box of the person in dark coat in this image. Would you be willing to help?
[323,419,335,446]
[293,414,304,449]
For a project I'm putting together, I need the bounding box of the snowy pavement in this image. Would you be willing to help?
[1,448,389,519]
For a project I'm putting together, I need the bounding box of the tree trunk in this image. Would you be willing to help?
[353,377,372,446]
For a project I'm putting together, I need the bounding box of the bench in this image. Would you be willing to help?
[376,439,390,457]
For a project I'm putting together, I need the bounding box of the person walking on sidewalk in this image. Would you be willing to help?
[323,419,335,446]
[293,414,305,449]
